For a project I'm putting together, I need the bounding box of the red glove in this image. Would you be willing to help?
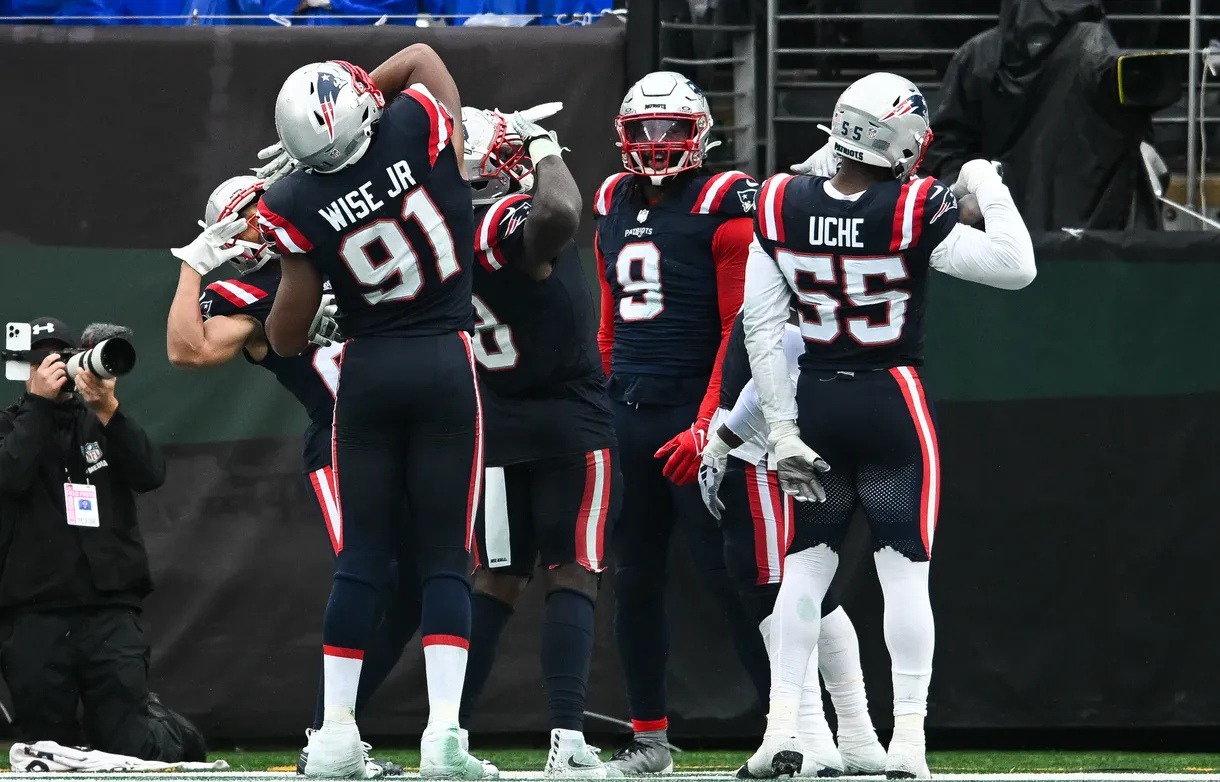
[654,418,711,486]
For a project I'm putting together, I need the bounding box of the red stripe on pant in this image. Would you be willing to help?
[888,366,941,557]
[459,333,484,553]
[309,465,342,555]
[575,448,611,572]
[746,464,785,585]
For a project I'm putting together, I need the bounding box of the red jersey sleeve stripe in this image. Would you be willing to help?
[890,177,932,252]
[403,85,447,167]
[228,280,269,300]
[476,194,531,253]
[692,171,748,214]
[905,177,933,250]
[257,199,313,254]
[759,173,793,242]
[594,173,630,216]
[476,248,501,272]
[207,281,255,307]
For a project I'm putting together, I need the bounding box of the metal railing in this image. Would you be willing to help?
[764,2,1220,208]
[660,18,759,175]
[0,11,614,25]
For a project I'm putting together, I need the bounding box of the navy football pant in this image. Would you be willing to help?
[611,400,770,724]
[792,367,940,562]
[718,456,839,624]
[322,333,481,662]
[306,466,420,728]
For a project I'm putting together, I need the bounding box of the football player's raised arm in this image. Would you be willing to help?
[519,157,581,280]
[594,232,614,378]
[742,238,798,428]
[370,44,464,166]
[267,254,324,357]
[697,217,751,424]
[929,175,1036,290]
[166,265,258,368]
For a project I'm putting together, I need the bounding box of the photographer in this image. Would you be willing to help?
[0,317,205,762]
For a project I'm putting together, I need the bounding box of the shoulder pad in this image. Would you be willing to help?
[200,279,272,320]
[689,171,760,216]
[755,173,797,242]
[257,187,314,255]
[474,194,533,271]
[889,176,957,253]
[592,172,632,217]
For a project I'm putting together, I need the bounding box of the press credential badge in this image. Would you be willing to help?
[64,483,100,527]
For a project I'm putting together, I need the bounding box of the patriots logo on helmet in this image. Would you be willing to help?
[879,92,929,122]
[315,71,347,142]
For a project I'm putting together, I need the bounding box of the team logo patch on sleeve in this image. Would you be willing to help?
[737,183,759,213]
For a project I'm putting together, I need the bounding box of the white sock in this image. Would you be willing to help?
[874,548,934,719]
[766,545,838,735]
[817,606,876,739]
[796,649,834,747]
[322,646,364,716]
[759,614,774,656]
[423,636,469,728]
[891,713,926,746]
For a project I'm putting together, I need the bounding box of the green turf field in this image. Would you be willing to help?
[200,749,1220,775]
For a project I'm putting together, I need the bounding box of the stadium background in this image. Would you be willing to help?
[0,9,1218,748]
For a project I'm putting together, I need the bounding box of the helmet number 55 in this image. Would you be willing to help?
[616,242,664,322]
[338,189,460,305]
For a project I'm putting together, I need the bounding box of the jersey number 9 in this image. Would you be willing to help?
[616,242,664,322]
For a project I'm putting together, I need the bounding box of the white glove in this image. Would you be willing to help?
[171,214,250,275]
[952,159,1004,198]
[770,421,830,503]
[791,141,839,177]
[506,109,563,163]
[308,294,343,347]
[697,431,734,521]
[254,142,297,186]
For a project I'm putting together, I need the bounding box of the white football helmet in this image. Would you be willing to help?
[462,107,535,206]
[615,71,720,185]
[818,72,932,180]
[273,60,385,174]
[203,175,277,274]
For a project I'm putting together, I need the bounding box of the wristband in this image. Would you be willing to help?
[527,136,564,164]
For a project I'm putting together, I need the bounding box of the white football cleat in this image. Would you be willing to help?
[741,734,803,778]
[544,728,619,778]
[884,740,930,779]
[456,728,499,778]
[796,732,843,777]
[303,718,385,779]
[837,733,887,775]
[420,725,499,780]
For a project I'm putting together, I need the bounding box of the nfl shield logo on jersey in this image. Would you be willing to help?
[82,442,102,464]
[637,209,649,223]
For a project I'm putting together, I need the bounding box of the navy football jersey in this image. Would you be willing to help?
[198,267,339,472]
[472,193,615,466]
[258,85,474,338]
[718,311,750,410]
[755,173,958,370]
[593,169,758,385]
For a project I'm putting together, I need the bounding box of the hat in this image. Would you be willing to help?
[28,317,78,350]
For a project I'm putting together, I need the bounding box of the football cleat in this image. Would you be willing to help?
[796,733,843,777]
[743,734,803,779]
[456,728,500,777]
[297,730,404,777]
[604,739,674,775]
[884,740,930,780]
[302,720,385,779]
[545,728,621,778]
[420,725,499,780]
[837,734,887,775]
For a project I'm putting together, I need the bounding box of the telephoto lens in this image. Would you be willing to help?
[65,338,136,380]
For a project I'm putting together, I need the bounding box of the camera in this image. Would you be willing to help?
[4,322,136,382]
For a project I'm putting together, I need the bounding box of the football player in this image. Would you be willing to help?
[255,46,493,780]
[740,73,1035,779]
[593,71,768,774]
[456,105,620,777]
[698,313,886,777]
[165,175,416,777]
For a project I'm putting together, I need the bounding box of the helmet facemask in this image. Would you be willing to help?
[463,108,535,206]
[616,113,709,184]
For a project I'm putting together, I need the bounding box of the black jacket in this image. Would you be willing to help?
[0,393,166,614]
[922,0,1165,230]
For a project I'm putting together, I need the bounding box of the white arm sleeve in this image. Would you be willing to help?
[742,238,798,426]
[930,179,1037,290]
[723,379,769,445]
